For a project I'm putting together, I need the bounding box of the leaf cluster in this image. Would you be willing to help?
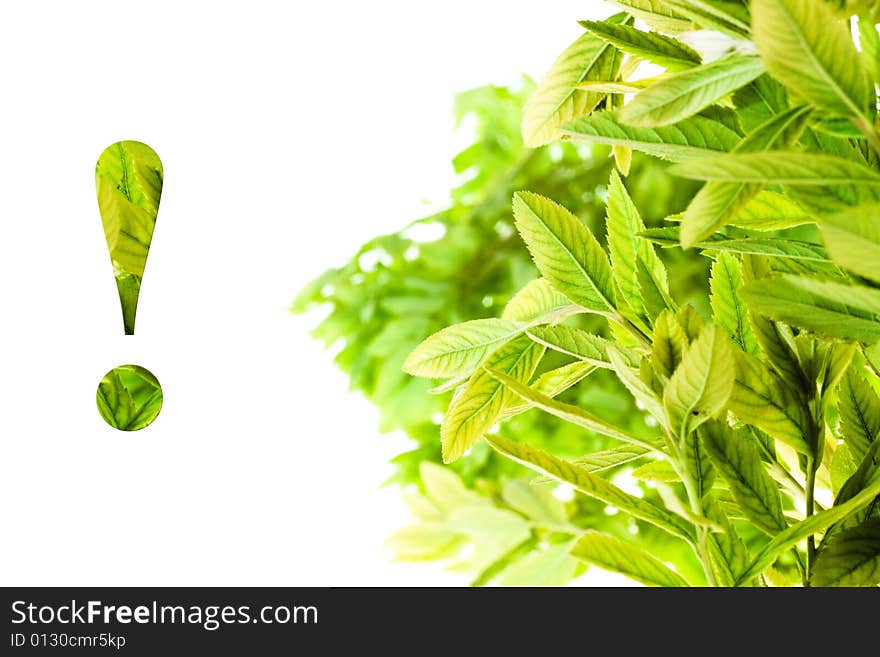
[406,0,880,586]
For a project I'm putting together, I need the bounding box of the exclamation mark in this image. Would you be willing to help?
[94,141,163,431]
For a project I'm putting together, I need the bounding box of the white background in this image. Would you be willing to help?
[0,1,613,585]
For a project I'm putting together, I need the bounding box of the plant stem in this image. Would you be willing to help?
[804,455,817,587]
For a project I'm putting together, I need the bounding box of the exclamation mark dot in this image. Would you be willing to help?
[95,141,163,431]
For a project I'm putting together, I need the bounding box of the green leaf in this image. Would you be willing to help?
[838,363,880,462]
[502,479,568,527]
[652,310,690,379]
[609,0,695,34]
[702,238,829,262]
[446,506,533,575]
[684,424,715,501]
[525,326,615,367]
[607,169,645,317]
[818,203,880,284]
[498,540,581,586]
[663,326,736,430]
[578,19,701,70]
[679,105,811,246]
[632,460,682,482]
[663,0,751,36]
[502,361,596,419]
[571,531,690,586]
[637,257,675,321]
[641,230,831,262]
[95,141,163,334]
[812,520,880,587]
[575,80,653,94]
[670,152,880,186]
[487,435,696,543]
[710,253,759,356]
[831,439,880,534]
[740,255,805,389]
[606,169,670,324]
[702,494,752,585]
[532,444,652,485]
[501,278,573,322]
[858,16,880,86]
[830,443,859,496]
[522,13,628,146]
[728,350,812,455]
[419,462,488,512]
[441,336,545,463]
[752,0,870,118]
[403,318,525,378]
[571,444,652,473]
[561,111,742,162]
[619,56,765,127]
[488,367,661,452]
[513,192,615,312]
[737,473,880,584]
[700,421,787,536]
[724,190,814,231]
[385,525,463,561]
[739,276,880,343]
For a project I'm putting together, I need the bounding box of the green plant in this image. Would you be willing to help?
[405,0,880,586]
[295,82,706,584]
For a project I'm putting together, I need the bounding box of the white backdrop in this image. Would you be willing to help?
[0,1,616,585]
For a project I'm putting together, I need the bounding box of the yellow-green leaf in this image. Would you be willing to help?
[513,192,615,312]
[488,366,661,452]
[619,55,765,127]
[728,350,812,455]
[522,14,628,147]
[561,111,742,162]
[700,421,787,536]
[487,435,695,542]
[526,325,615,367]
[501,278,572,322]
[739,276,880,343]
[818,203,880,284]
[571,531,690,586]
[710,253,759,355]
[752,0,870,118]
[579,19,701,70]
[441,337,545,463]
[652,310,690,379]
[724,190,814,231]
[403,318,525,378]
[838,363,880,462]
[812,520,880,587]
[670,152,880,186]
[610,0,695,34]
[664,326,735,430]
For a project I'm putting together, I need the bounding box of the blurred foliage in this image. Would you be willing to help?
[293,80,703,583]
